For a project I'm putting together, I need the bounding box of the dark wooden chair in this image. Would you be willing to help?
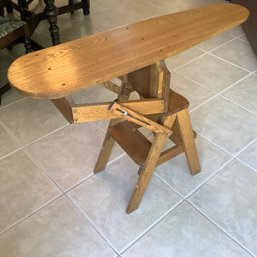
[5,0,90,17]
[0,15,33,104]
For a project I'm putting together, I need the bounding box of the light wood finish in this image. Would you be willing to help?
[6,4,249,214]
[177,109,201,175]
[126,113,176,213]
[157,144,184,167]
[51,97,74,123]
[94,82,131,173]
[150,62,170,112]
[72,99,165,123]
[109,102,172,135]
[99,81,121,95]
[109,121,151,165]
[8,3,248,99]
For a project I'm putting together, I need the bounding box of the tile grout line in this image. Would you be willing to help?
[64,170,185,255]
[154,173,185,199]
[207,51,254,73]
[174,68,253,114]
[24,148,65,193]
[154,156,234,200]
[195,35,238,53]
[197,132,257,159]
[118,199,185,255]
[183,157,234,199]
[234,136,257,156]
[219,95,257,117]
[0,121,69,161]
[0,194,63,237]
[174,35,249,72]
[62,154,127,195]
[236,158,257,174]
[0,96,29,110]
[186,200,257,257]
[188,71,255,113]
[65,193,119,254]
[172,52,208,71]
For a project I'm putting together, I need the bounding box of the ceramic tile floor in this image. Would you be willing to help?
[1,0,257,256]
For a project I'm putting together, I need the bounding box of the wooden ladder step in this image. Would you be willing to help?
[109,121,151,165]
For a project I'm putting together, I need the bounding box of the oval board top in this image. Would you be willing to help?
[8,3,249,99]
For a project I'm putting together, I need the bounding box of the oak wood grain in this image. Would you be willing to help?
[72,99,165,122]
[8,3,248,99]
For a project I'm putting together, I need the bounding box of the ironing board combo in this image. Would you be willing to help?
[8,3,248,213]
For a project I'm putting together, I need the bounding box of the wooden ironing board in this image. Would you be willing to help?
[8,3,249,213]
[8,3,248,99]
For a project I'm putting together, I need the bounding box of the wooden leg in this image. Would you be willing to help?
[94,81,130,173]
[126,114,176,213]
[94,120,116,173]
[176,109,201,175]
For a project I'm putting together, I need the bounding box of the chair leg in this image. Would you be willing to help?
[6,1,13,13]
[0,84,11,105]
[94,120,117,174]
[69,0,74,14]
[126,114,176,213]
[94,81,131,173]
[176,108,201,175]
[24,38,32,53]
[82,0,90,15]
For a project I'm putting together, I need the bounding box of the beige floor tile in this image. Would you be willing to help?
[165,47,204,70]
[122,202,251,257]
[225,25,244,37]
[0,150,60,233]
[0,197,115,257]
[198,0,225,3]
[212,39,257,71]
[0,69,25,106]
[238,33,249,43]
[177,54,248,92]
[83,9,137,32]
[26,123,124,191]
[71,84,117,105]
[191,96,257,155]
[97,0,165,20]
[59,19,99,42]
[170,72,214,110]
[0,98,68,146]
[0,71,25,107]
[191,97,257,154]
[238,141,257,171]
[197,33,233,51]
[32,31,53,48]
[0,88,26,108]
[156,135,231,196]
[68,155,182,252]
[222,74,257,115]
[6,44,28,60]
[189,160,257,255]
[0,123,19,158]
[149,0,204,13]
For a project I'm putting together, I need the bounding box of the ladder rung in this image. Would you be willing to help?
[109,121,151,165]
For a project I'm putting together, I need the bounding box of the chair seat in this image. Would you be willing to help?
[0,16,25,38]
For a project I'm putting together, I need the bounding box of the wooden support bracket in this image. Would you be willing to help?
[51,97,74,124]
[110,102,172,135]
[72,99,165,123]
